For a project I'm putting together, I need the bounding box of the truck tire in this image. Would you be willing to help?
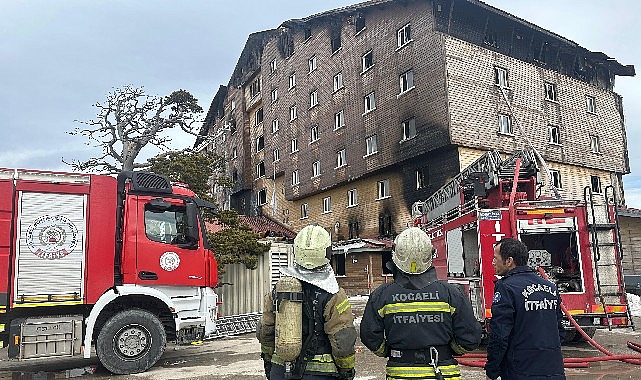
[571,327,597,343]
[96,309,167,374]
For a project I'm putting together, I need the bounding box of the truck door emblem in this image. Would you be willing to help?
[26,215,78,260]
[160,251,180,271]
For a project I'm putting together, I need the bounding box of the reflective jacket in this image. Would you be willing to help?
[360,267,481,380]
[257,281,356,379]
[485,266,566,380]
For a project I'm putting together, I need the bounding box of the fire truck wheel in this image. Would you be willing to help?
[96,309,167,375]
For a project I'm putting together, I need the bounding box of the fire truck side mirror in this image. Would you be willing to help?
[185,201,200,246]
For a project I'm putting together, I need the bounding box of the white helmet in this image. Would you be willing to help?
[294,225,331,269]
[392,227,433,274]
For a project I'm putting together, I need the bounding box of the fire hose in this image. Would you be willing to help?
[457,267,641,369]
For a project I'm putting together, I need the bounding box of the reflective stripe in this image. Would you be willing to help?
[450,340,467,355]
[387,364,461,379]
[13,300,83,308]
[272,353,338,373]
[336,298,350,314]
[0,324,4,333]
[378,301,456,317]
[374,341,387,357]
[334,353,355,369]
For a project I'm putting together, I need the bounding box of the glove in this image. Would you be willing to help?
[263,359,272,379]
[337,368,355,380]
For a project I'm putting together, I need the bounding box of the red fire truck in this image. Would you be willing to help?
[0,168,219,374]
[413,150,633,341]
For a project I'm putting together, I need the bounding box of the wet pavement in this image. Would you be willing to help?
[4,319,641,379]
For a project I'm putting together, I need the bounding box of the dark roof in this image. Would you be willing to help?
[239,215,297,239]
[618,207,641,218]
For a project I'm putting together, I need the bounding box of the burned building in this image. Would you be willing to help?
[200,0,634,246]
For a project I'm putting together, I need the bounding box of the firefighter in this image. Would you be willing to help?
[257,224,356,380]
[360,227,482,380]
[485,238,566,380]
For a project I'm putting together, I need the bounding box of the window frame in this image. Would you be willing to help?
[336,149,346,168]
[591,175,602,194]
[377,179,390,200]
[347,188,358,208]
[362,50,374,73]
[300,203,309,219]
[308,55,317,73]
[498,113,513,135]
[332,253,346,276]
[334,110,345,130]
[550,169,562,189]
[399,69,415,95]
[322,196,331,214]
[402,118,417,141]
[269,59,277,74]
[309,90,318,108]
[290,104,297,121]
[365,134,378,157]
[590,135,601,154]
[544,82,558,102]
[333,72,344,92]
[310,125,319,143]
[364,92,376,114]
[256,161,266,178]
[312,160,321,178]
[289,73,296,90]
[257,188,267,206]
[273,149,280,162]
[272,119,279,133]
[397,23,412,48]
[256,135,264,152]
[548,125,561,145]
[254,108,264,126]
[495,66,509,88]
[291,138,299,154]
[586,95,596,114]
[292,170,300,186]
[270,88,278,102]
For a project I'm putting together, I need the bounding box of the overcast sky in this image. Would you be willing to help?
[0,1,638,205]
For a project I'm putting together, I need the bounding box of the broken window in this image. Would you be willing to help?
[256,135,264,152]
[591,176,602,194]
[362,50,374,72]
[332,253,346,276]
[379,214,393,236]
[495,67,508,88]
[549,125,560,145]
[416,168,426,190]
[550,170,562,189]
[590,135,600,153]
[258,188,267,206]
[544,82,558,102]
[304,28,312,41]
[331,35,342,53]
[355,14,365,34]
[348,220,359,239]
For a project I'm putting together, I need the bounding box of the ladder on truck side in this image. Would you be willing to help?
[584,185,634,330]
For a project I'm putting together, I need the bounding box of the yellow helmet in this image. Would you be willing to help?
[294,225,331,269]
[392,227,433,274]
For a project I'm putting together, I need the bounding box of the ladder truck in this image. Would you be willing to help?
[0,168,220,373]
[412,150,633,341]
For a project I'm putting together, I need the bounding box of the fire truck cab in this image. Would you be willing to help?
[0,168,219,374]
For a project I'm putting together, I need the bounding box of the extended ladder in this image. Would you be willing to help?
[584,185,634,330]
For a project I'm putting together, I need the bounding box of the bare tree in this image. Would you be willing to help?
[64,85,203,173]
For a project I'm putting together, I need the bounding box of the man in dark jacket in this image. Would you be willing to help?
[485,238,566,380]
[361,227,482,380]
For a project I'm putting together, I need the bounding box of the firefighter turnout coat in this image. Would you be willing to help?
[257,282,357,379]
[485,266,566,380]
[360,267,481,380]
